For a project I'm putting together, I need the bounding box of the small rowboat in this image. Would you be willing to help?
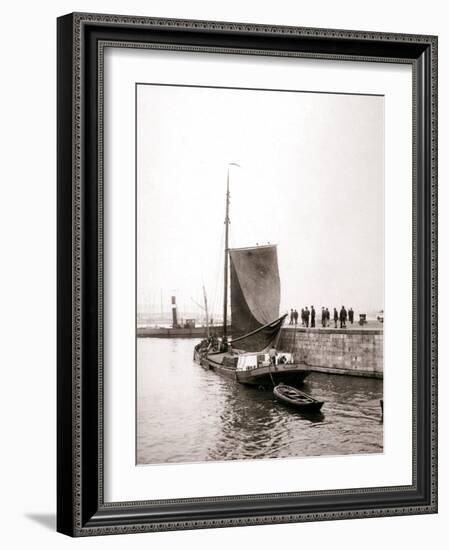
[273,383,324,412]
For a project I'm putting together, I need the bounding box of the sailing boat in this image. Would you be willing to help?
[193,166,310,387]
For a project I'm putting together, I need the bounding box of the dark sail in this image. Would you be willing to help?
[229,245,284,352]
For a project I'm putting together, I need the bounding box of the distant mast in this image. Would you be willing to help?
[160,289,163,324]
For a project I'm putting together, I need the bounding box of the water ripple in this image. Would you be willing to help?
[137,338,383,464]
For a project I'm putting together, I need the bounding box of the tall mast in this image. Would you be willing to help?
[203,285,210,339]
[223,168,230,339]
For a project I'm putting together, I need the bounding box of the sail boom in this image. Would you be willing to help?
[231,313,287,345]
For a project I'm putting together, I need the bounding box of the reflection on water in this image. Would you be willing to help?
[137,338,383,465]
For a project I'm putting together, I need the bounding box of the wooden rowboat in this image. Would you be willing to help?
[273,383,324,412]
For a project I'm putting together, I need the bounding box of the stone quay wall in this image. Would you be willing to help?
[278,326,383,378]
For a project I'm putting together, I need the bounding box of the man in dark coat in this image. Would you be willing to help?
[325,308,330,327]
[301,308,305,327]
[348,308,354,324]
[321,307,325,327]
[311,306,316,328]
[333,308,338,328]
[304,307,310,328]
[339,306,347,328]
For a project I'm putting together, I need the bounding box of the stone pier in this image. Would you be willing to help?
[278,326,383,378]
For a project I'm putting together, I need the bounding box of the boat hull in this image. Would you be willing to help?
[193,348,310,387]
[236,364,309,386]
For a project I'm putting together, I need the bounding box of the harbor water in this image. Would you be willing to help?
[137,338,383,465]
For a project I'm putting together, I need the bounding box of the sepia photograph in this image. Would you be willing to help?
[55,10,437,538]
[136,82,384,466]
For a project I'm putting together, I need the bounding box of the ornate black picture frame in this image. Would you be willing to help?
[57,12,438,536]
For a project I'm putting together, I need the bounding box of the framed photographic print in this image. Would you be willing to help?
[57,12,438,536]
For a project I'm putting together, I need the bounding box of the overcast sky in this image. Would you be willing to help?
[137,84,384,319]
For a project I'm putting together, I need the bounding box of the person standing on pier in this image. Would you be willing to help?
[348,308,354,325]
[321,307,325,327]
[294,309,298,325]
[311,306,316,328]
[289,309,294,325]
[339,306,347,328]
[333,308,338,328]
[301,308,305,326]
[304,307,310,328]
